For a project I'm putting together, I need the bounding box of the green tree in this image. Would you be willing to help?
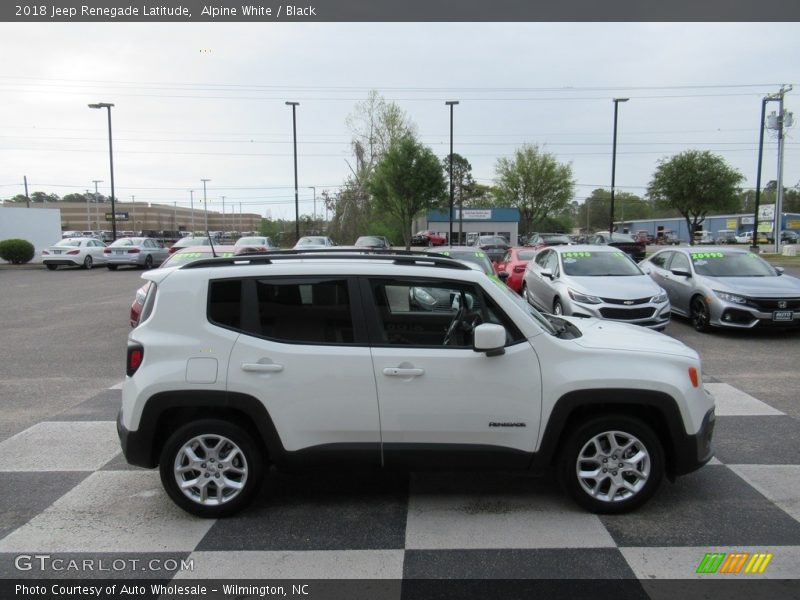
[30,191,60,203]
[494,145,574,237]
[328,91,417,244]
[62,193,90,203]
[369,136,446,249]
[439,152,475,212]
[578,189,652,232]
[647,150,744,245]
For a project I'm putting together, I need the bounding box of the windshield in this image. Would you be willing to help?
[606,233,636,243]
[560,251,642,276]
[690,251,777,277]
[355,236,383,246]
[516,250,536,261]
[541,234,570,244]
[495,281,558,335]
[110,238,144,247]
[55,239,81,247]
[236,237,267,246]
[440,250,494,275]
[297,237,327,246]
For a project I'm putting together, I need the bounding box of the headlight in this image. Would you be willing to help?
[568,288,602,304]
[713,290,747,305]
[652,291,668,304]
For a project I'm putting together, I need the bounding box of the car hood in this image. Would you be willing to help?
[566,275,660,299]
[700,274,800,296]
[568,317,696,358]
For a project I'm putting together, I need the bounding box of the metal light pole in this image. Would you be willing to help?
[92,179,103,232]
[86,189,91,230]
[445,100,459,244]
[609,98,629,239]
[201,179,210,232]
[131,195,136,232]
[88,102,117,240]
[221,195,226,234]
[773,85,792,254]
[286,101,300,241]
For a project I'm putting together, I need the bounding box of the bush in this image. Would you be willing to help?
[0,239,36,264]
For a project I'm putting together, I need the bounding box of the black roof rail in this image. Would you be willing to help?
[180,248,473,271]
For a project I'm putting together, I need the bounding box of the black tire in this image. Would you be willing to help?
[144,255,153,269]
[46,264,57,271]
[553,298,564,316]
[558,415,664,514]
[83,255,93,270]
[159,419,264,518]
[107,264,118,271]
[690,295,711,333]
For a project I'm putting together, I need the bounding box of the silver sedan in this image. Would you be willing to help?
[640,246,800,332]
[522,245,671,330]
[104,237,169,270]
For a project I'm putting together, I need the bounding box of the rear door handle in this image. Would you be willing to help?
[383,367,424,377]
[241,362,284,373]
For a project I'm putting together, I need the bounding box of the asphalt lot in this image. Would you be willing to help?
[0,259,798,592]
[0,258,798,440]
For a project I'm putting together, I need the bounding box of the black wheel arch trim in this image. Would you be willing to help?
[530,388,709,477]
[118,390,285,469]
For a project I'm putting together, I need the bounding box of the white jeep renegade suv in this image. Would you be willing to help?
[118,250,715,517]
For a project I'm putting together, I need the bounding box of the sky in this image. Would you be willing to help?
[0,22,798,220]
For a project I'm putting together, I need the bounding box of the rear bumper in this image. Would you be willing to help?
[117,410,156,468]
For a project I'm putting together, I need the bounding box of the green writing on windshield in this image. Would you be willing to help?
[691,252,724,260]
[562,251,592,258]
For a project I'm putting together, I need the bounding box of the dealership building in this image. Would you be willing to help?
[413,208,521,245]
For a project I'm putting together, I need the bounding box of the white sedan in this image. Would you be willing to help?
[42,237,108,270]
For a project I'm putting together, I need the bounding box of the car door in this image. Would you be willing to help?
[361,276,542,469]
[526,249,556,311]
[225,276,380,464]
[665,251,696,314]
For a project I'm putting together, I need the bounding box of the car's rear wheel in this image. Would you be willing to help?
[46,264,57,271]
[83,255,93,269]
[159,419,264,518]
[558,415,664,514]
[691,295,711,333]
[144,255,153,269]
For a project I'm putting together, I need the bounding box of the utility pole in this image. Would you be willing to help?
[24,176,30,208]
[201,179,210,232]
[771,85,792,254]
[221,196,226,234]
[93,180,103,232]
[131,195,136,232]
[86,189,91,230]
[189,189,195,233]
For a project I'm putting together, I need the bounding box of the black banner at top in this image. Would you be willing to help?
[3,0,799,22]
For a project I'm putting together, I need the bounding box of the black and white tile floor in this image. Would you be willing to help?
[1,382,799,587]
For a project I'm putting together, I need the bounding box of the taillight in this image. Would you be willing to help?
[67,249,80,255]
[127,344,144,376]
[103,248,111,254]
[169,247,177,253]
[513,265,526,273]
[128,248,141,254]
[42,250,50,255]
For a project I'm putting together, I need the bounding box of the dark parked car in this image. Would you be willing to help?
[354,235,392,249]
[471,235,510,262]
[526,233,572,250]
[591,231,647,262]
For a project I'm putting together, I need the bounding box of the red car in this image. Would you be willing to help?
[493,247,537,294]
[411,230,447,246]
[130,245,236,327]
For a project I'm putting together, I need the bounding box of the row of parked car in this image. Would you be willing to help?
[492,242,800,333]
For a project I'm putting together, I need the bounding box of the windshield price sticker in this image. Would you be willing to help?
[691,252,724,260]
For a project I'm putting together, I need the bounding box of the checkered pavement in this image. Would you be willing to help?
[1,381,799,587]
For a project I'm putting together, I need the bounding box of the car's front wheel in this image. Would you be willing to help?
[83,255,93,269]
[558,415,664,514]
[690,295,711,333]
[159,419,264,518]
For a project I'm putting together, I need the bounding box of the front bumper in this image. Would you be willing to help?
[710,299,800,329]
[567,299,672,329]
[672,407,715,476]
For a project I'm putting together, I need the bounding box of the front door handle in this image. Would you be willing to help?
[241,362,284,373]
[383,367,424,377]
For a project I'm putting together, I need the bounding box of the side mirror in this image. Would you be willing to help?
[473,323,506,357]
[670,268,691,278]
[540,268,554,279]
[775,266,785,276]
[498,271,510,281]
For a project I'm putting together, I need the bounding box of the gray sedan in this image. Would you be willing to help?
[640,247,800,332]
[104,237,169,270]
[522,245,671,330]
